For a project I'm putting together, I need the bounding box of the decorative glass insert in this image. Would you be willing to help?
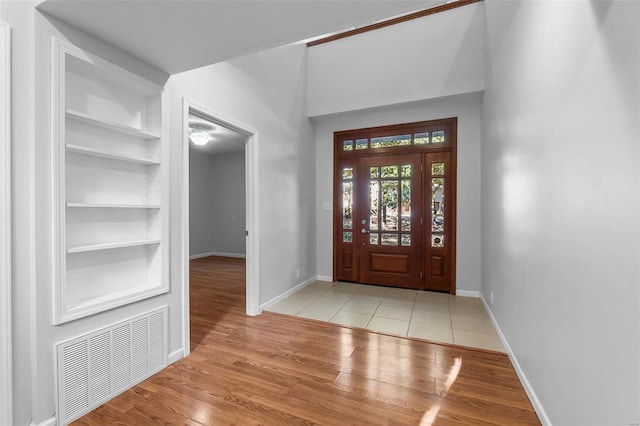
[401,165,411,177]
[342,167,353,180]
[369,181,379,231]
[432,130,445,144]
[343,181,353,230]
[431,162,444,176]
[401,234,411,246]
[343,231,353,243]
[432,234,444,247]
[414,132,429,144]
[370,134,411,149]
[381,180,399,231]
[432,178,444,233]
[370,233,379,245]
[381,233,398,246]
[343,140,354,151]
[401,179,411,231]
[370,167,379,178]
[356,138,368,150]
[381,166,399,178]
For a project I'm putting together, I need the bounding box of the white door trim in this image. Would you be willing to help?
[0,20,12,426]
[181,98,260,355]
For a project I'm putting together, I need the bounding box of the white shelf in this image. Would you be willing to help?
[66,202,160,209]
[67,239,161,254]
[66,109,160,140]
[66,144,160,165]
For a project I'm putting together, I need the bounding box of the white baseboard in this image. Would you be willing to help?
[316,275,333,282]
[456,289,480,298]
[189,251,246,260]
[480,295,551,426]
[168,348,184,364]
[260,276,318,311]
[31,417,56,426]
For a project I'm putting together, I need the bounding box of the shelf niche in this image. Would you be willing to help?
[52,38,167,324]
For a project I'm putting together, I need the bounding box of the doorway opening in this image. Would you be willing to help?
[182,100,260,356]
[333,118,457,294]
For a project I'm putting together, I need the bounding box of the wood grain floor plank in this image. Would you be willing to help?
[72,256,540,425]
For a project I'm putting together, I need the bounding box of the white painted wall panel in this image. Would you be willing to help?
[482,1,640,424]
[307,3,484,117]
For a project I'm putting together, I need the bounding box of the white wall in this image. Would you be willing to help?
[2,3,173,424]
[314,92,483,293]
[189,150,246,257]
[307,2,484,117]
[482,1,640,424]
[167,43,316,310]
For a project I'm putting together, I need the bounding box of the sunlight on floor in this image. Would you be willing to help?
[420,357,462,425]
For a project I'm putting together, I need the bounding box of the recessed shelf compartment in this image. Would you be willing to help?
[67,239,161,254]
[66,144,160,165]
[66,109,160,140]
[52,38,167,325]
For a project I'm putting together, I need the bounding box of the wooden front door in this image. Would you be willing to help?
[333,119,457,293]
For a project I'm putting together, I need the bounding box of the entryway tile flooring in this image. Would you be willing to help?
[266,280,505,353]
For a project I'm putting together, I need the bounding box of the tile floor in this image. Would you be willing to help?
[266,280,505,353]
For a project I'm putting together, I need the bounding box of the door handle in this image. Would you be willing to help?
[361,228,370,234]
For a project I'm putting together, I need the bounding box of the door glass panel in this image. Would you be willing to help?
[356,138,368,150]
[343,140,353,151]
[369,181,379,231]
[401,179,411,231]
[381,166,398,178]
[370,134,411,149]
[343,181,353,229]
[381,233,398,246]
[431,162,444,176]
[401,234,411,246]
[342,167,353,180]
[343,231,353,243]
[370,166,379,178]
[414,132,429,144]
[381,180,398,231]
[432,234,444,247]
[431,178,444,233]
[370,233,379,245]
[432,130,445,144]
[401,165,411,177]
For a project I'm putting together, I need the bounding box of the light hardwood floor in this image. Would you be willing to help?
[73,256,540,425]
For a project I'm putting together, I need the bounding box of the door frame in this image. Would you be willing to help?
[0,20,12,426]
[181,98,260,356]
[332,118,457,293]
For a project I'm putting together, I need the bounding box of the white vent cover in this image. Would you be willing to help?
[56,307,168,425]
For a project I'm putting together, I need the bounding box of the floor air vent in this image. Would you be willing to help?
[56,307,168,425]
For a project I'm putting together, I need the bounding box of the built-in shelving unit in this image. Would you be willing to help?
[52,38,167,324]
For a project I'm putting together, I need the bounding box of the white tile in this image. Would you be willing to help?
[413,300,450,313]
[416,291,449,303]
[341,301,379,316]
[329,283,364,294]
[374,305,413,321]
[315,291,354,304]
[453,329,505,352]
[407,323,453,344]
[297,306,340,322]
[350,294,384,305]
[410,310,451,327]
[356,285,389,297]
[329,311,372,328]
[385,287,417,300]
[366,317,410,336]
[380,296,415,309]
[309,295,350,310]
[307,280,335,290]
[284,291,322,306]
[451,315,495,333]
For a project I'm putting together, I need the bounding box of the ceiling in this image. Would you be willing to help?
[188,113,246,155]
[37,0,440,75]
